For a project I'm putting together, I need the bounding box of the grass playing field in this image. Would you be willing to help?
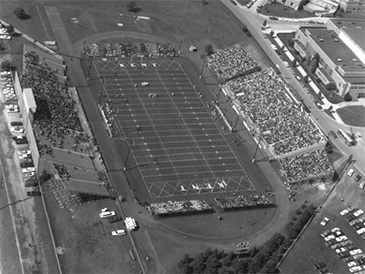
[94,58,255,199]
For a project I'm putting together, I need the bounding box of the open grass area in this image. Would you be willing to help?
[337,106,365,127]
[260,3,313,18]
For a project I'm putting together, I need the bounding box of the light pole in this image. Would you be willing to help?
[98,76,105,105]
[199,57,206,79]
[123,139,134,172]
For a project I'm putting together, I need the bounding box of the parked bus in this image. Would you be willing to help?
[338,129,354,146]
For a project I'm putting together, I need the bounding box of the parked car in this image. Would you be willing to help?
[99,211,116,218]
[346,214,358,222]
[111,229,126,236]
[335,247,346,253]
[331,227,340,232]
[10,127,25,133]
[27,191,41,197]
[10,121,23,127]
[350,218,363,226]
[321,229,331,238]
[356,227,365,235]
[271,44,277,51]
[350,249,363,256]
[360,181,365,189]
[340,240,353,246]
[321,217,330,226]
[341,207,354,216]
[349,266,362,272]
[348,168,355,177]
[354,209,364,217]
[336,235,348,242]
[324,234,335,241]
[331,243,342,249]
[325,239,337,247]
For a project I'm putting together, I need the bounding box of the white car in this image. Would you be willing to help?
[348,169,355,177]
[5,104,18,109]
[350,266,363,273]
[340,207,353,216]
[320,217,329,226]
[336,235,348,242]
[271,44,277,51]
[296,75,301,81]
[99,211,116,218]
[350,249,363,255]
[324,234,335,241]
[141,81,149,86]
[130,63,136,68]
[11,127,25,133]
[356,228,365,235]
[6,108,19,113]
[354,209,364,217]
[22,167,36,173]
[17,150,31,155]
[151,63,157,67]
[141,63,147,68]
[283,61,289,67]
[331,227,340,232]
[348,261,358,268]
[360,181,365,189]
[111,229,126,236]
[119,63,125,68]
[335,247,346,253]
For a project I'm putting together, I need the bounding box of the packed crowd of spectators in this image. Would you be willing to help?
[206,44,259,81]
[86,42,175,58]
[19,74,83,134]
[49,178,82,209]
[227,69,324,156]
[148,200,212,216]
[215,194,273,210]
[278,150,334,183]
[24,51,58,81]
[54,163,70,180]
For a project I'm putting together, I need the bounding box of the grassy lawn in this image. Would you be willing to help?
[260,2,313,18]
[337,106,365,127]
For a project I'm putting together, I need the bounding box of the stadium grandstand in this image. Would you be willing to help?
[206,44,333,184]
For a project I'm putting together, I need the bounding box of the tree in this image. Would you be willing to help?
[287,39,294,47]
[6,24,15,35]
[1,60,13,71]
[178,254,190,269]
[204,44,214,56]
[13,8,30,19]
[126,1,141,13]
[344,92,352,101]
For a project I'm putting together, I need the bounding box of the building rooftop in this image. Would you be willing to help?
[330,19,365,52]
[303,27,365,73]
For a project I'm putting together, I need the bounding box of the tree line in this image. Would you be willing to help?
[177,203,316,274]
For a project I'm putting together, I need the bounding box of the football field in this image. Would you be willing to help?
[94,59,255,198]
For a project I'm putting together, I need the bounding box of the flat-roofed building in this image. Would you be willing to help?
[294,19,365,99]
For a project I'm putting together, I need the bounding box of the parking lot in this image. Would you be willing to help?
[280,164,365,273]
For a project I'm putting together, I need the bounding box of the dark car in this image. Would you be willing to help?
[20,162,34,168]
[10,121,23,127]
[353,223,365,230]
[15,139,28,145]
[108,216,123,223]
[27,191,41,197]
[346,214,357,222]
[355,174,362,182]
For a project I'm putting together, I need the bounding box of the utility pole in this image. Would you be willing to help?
[252,133,261,163]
